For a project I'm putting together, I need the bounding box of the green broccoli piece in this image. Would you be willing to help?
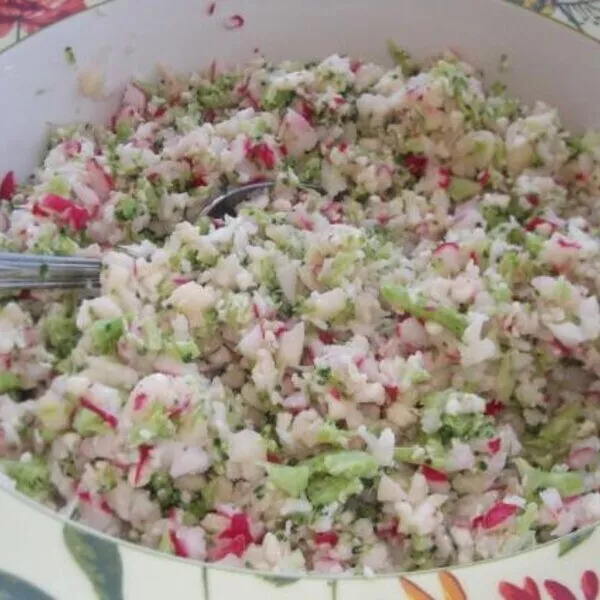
[147,472,182,513]
[381,284,468,338]
[307,474,364,506]
[90,317,124,355]
[0,373,21,394]
[266,464,311,497]
[3,456,52,502]
[115,195,139,221]
[44,313,79,359]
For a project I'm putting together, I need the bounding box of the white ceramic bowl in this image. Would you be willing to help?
[1,1,600,599]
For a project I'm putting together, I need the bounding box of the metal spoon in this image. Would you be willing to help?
[0,181,320,291]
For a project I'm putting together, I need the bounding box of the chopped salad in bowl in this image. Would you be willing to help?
[0,46,599,575]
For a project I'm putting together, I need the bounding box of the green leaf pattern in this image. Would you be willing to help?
[259,575,301,587]
[558,525,596,557]
[63,523,123,600]
[0,570,56,600]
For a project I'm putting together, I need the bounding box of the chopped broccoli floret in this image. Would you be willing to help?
[3,456,52,502]
[90,317,124,355]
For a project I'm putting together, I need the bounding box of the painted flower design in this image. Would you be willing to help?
[508,0,555,16]
[499,570,599,600]
[400,571,467,600]
[0,0,86,38]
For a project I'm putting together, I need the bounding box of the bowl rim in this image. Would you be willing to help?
[3,482,598,581]
[0,0,599,581]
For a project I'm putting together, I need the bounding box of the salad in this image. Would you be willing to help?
[0,46,599,575]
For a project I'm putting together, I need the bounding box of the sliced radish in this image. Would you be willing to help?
[421,464,448,482]
[557,237,582,250]
[485,399,505,417]
[525,217,558,235]
[277,322,305,368]
[487,438,501,455]
[86,159,114,202]
[280,109,318,156]
[438,168,452,189]
[80,396,118,428]
[384,385,399,404]
[131,444,153,487]
[403,154,428,178]
[63,140,82,157]
[123,83,148,113]
[375,518,400,541]
[477,169,491,186]
[432,242,462,272]
[169,529,190,557]
[567,447,597,470]
[314,531,339,546]
[246,141,277,169]
[474,502,519,530]
[224,14,244,29]
[0,171,16,201]
[207,535,247,561]
[133,393,149,411]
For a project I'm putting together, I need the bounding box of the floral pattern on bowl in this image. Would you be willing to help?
[1,1,600,599]
[0,0,600,52]
[0,487,599,600]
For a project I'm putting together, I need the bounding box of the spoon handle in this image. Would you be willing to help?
[0,181,322,290]
[0,252,101,290]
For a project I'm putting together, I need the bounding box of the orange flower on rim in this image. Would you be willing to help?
[400,571,467,600]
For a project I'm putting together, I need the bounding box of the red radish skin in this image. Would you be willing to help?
[85,159,114,202]
[473,502,519,530]
[314,531,339,546]
[438,168,451,189]
[403,153,428,178]
[224,14,244,29]
[0,171,16,200]
[133,393,148,411]
[64,140,82,157]
[169,530,189,557]
[329,388,342,400]
[487,438,501,455]
[35,194,90,230]
[525,217,558,234]
[208,535,247,561]
[567,447,596,469]
[477,169,491,186]
[384,385,399,404]
[246,141,276,169]
[433,242,461,271]
[133,444,153,486]
[80,396,118,428]
[421,465,448,482]
[375,518,400,541]
[557,237,582,250]
[266,451,282,464]
[485,399,505,417]
[123,83,147,113]
[317,330,335,344]
[219,512,253,546]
